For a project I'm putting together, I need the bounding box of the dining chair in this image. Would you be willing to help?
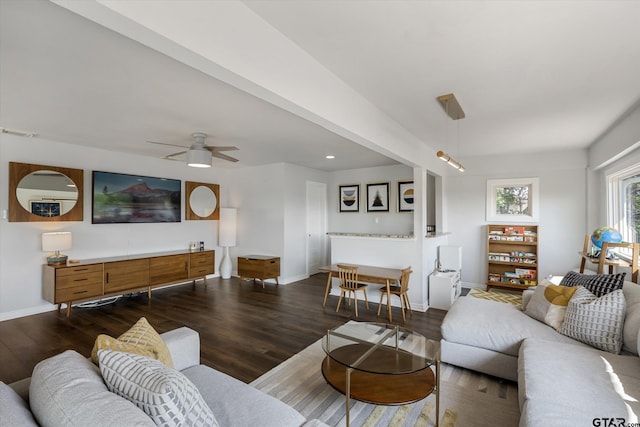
[377,266,413,322]
[336,264,369,317]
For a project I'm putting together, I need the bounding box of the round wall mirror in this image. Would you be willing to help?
[189,185,217,218]
[185,181,220,220]
[17,170,79,217]
[9,162,84,222]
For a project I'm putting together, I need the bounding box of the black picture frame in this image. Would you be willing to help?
[92,171,181,224]
[339,184,360,212]
[366,182,389,212]
[398,181,414,212]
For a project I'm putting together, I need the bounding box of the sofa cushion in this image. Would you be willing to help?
[91,317,173,367]
[29,350,154,427]
[98,350,218,427]
[524,284,578,330]
[622,281,640,354]
[0,381,39,426]
[442,295,589,357]
[559,287,626,353]
[182,364,307,427]
[518,338,640,426]
[560,270,625,297]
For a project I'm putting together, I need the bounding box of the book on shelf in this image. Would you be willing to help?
[504,226,525,235]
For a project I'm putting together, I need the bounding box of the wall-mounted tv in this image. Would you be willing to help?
[92,171,181,224]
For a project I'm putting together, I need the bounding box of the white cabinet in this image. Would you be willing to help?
[429,271,460,310]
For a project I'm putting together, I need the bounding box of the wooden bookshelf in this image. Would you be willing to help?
[486,224,538,292]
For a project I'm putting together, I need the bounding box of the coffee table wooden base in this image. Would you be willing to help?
[321,356,435,405]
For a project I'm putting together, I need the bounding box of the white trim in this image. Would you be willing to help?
[486,177,539,223]
[606,162,640,244]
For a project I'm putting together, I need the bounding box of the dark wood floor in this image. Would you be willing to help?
[0,273,446,385]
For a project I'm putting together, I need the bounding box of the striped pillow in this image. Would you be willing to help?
[559,287,626,354]
[98,350,218,427]
[559,271,625,297]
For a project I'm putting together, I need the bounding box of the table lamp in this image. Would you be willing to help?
[42,232,72,265]
[218,208,237,279]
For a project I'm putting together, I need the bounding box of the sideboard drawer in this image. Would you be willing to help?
[56,264,103,278]
[56,271,103,290]
[189,250,214,277]
[56,282,103,303]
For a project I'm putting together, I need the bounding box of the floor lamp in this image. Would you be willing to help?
[219,208,237,279]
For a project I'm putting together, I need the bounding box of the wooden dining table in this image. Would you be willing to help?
[319,263,403,322]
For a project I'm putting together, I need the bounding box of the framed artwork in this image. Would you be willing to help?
[486,177,539,223]
[366,182,389,212]
[30,201,61,217]
[398,181,414,212]
[339,184,360,212]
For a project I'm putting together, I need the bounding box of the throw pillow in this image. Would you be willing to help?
[91,317,173,367]
[524,284,579,330]
[98,350,218,427]
[29,350,155,427]
[559,271,625,297]
[559,287,626,354]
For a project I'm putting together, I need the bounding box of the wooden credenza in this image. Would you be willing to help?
[237,255,280,287]
[43,250,214,317]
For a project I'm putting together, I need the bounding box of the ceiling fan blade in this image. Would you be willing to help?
[147,140,189,149]
[211,151,239,163]
[205,146,239,152]
[164,150,187,158]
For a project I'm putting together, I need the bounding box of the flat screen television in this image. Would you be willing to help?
[92,171,181,224]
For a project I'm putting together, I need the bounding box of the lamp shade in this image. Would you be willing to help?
[218,208,237,247]
[42,232,72,251]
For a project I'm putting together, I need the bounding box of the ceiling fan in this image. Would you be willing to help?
[147,132,239,168]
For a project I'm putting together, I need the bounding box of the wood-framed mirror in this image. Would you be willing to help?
[9,162,84,222]
[185,181,219,220]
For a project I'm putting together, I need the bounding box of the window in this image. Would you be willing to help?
[607,163,640,245]
[486,178,539,223]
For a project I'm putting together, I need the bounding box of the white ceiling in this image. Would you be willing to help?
[2,0,639,171]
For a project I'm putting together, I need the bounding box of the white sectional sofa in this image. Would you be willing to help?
[0,327,327,427]
[441,280,640,426]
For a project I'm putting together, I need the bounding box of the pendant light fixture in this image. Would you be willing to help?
[436,93,465,172]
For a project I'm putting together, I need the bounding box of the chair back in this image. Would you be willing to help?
[398,267,412,292]
[337,264,359,290]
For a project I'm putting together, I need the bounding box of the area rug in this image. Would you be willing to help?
[251,338,520,427]
[468,288,522,306]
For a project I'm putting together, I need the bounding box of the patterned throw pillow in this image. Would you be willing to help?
[91,317,173,367]
[559,287,626,354]
[524,284,579,330]
[559,271,625,297]
[98,350,218,427]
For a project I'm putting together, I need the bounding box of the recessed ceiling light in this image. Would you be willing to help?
[325,155,335,159]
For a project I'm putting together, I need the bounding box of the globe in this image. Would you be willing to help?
[591,226,623,250]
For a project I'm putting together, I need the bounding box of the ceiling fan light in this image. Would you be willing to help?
[187,148,212,168]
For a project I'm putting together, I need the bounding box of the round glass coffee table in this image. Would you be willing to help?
[321,322,440,426]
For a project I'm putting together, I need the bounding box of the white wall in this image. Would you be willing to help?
[328,164,414,234]
[225,162,329,283]
[0,134,229,320]
[587,103,640,231]
[282,164,329,281]
[445,149,588,287]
